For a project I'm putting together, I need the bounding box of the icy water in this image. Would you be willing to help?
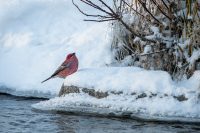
[0,94,200,133]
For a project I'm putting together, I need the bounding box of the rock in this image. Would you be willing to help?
[59,85,189,102]
[82,88,108,99]
[173,95,188,101]
[59,84,79,97]
[59,84,108,98]
[136,93,147,99]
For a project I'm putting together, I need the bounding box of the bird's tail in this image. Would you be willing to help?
[41,76,52,83]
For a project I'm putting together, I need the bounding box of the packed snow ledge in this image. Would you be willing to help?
[33,67,200,122]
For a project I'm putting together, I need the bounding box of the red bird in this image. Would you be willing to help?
[41,52,78,83]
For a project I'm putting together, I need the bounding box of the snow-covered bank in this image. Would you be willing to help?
[0,0,111,97]
[33,67,200,122]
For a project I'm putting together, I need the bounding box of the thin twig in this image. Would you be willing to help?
[137,0,162,24]
[85,0,116,17]
[72,0,105,18]
[150,0,172,20]
[160,0,169,10]
[139,49,168,56]
[84,18,117,22]
[72,0,157,43]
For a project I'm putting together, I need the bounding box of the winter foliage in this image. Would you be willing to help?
[74,0,200,79]
[109,0,200,79]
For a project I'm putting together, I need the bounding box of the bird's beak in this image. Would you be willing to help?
[72,53,75,56]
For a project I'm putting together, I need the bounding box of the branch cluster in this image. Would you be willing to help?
[72,0,200,79]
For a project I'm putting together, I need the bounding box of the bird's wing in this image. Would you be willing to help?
[50,62,72,77]
[41,62,72,83]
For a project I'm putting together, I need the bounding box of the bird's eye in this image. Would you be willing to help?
[68,55,73,59]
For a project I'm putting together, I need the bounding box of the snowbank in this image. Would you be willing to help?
[0,0,111,97]
[33,67,200,122]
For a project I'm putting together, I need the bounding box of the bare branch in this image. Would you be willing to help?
[72,0,157,43]
[139,49,168,56]
[121,0,154,24]
[160,0,169,10]
[72,0,103,18]
[137,0,162,25]
[98,0,119,17]
[150,0,172,20]
[84,18,117,22]
[84,0,116,17]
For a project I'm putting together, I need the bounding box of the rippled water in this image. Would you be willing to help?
[0,94,200,133]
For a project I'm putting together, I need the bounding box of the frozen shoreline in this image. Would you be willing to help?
[32,67,200,123]
[1,67,199,122]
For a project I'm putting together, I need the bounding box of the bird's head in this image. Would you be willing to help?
[66,53,76,60]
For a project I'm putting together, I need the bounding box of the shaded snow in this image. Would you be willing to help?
[32,93,200,122]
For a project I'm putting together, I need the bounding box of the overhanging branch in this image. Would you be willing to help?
[72,0,157,43]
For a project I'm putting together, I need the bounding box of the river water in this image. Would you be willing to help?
[0,93,199,133]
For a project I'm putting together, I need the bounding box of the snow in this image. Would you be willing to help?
[0,0,200,122]
[146,26,162,40]
[188,50,200,65]
[33,67,200,122]
[33,93,200,122]
[178,40,200,65]
[178,39,190,49]
[64,67,175,94]
[0,0,111,97]
[143,45,152,54]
